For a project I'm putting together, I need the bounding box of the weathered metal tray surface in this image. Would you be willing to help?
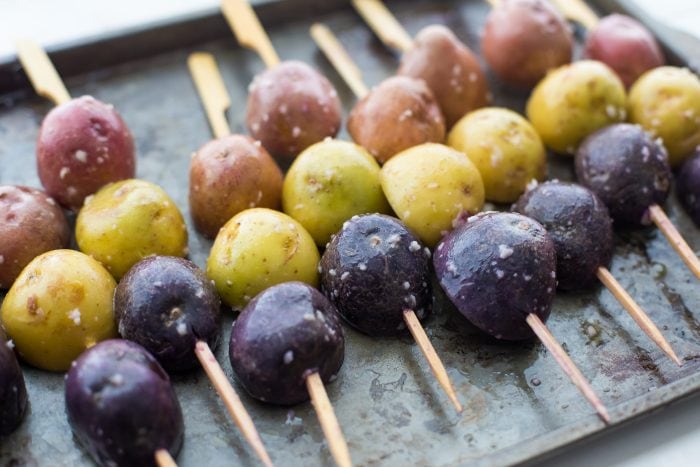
[1,1,700,466]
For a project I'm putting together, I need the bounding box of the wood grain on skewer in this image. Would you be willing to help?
[549,0,599,29]
[526,313,611,424]
[351,0,413,53]
[154,449,178,467]
[403,309,463,413]
[188,53,231,139]
[194,341,274,467]
[597,267,682,366]
[306,372,352,467]
[221,0,280,68]
[649,204,700,280]
[15,39,71,105]
[310,23,369,99]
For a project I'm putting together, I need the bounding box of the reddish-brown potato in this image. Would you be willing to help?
[585,14,664,88]
[189,134,283,238]
[347,76,446,164]
[398,24,489,127]
[482,0,573,88]
[0,185,70,289]
[37,95,136,210]
[246,61,342,159]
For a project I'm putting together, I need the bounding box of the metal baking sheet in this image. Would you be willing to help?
[1,1,700,466]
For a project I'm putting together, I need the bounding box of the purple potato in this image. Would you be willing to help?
[229,282,344,405]
[320,214,432,336]
[114,256,221,372]
[513,181,614,291]
[677,149,700,226]
[0,339,28,437]
[434,212,556,341]
[65,339,183,467]
[575,123,671,226]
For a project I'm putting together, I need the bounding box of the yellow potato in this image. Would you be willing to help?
[448,107,546,203]
[282,139,391,246]
[207,208,320,310]
[76,179,188,279]
[1,249,117,371]
[380,143,485,247]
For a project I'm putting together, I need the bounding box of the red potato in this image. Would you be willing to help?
[37,96,135,210]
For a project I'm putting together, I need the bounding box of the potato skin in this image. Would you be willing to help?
[246,61,342,159]
[512,181,613,291]
[0,185,70,289]
[585,14,664,88]
[76,179,188,279]
[282,139,390,246]
[380,143,485,247]
[65,339,183,467]
[482,0,573,89]
[677,150,700,226]
[229,282,344,405]
[628,66,700,167]
[348,76,446,164]
[398,24,489,127]
[526,60,626,155]
[0,249,117,371]
[434,212,556,341]
[0,339,28,437]
[207,208,320,311]
[37,96,135,210]
[189,134,282,238]
[114,256,221,372]
[448,107,546,203]
[575,123,671,226]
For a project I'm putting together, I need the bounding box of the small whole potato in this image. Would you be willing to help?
[0,185,70,289]
[526,60,627,154]
[482,0,573,88]
[398,24,489,127]
[207,208,320,310]
[448,107,546,203]
[0,249,117,371]
[282,139,390,245]
[76,179,188,279]
[380,143,485,247]
[348,76,446,164]
[0,338,28,437]
[189,134,283,238]
[628,66,700,167]
[37,95,136,210]
[677,149,700,226]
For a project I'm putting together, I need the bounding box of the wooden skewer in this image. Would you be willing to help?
[597,267,682,366]
[15,39,71,105]
[549,0,599,30]
[649,204,700,280]
[526,313,611,424]
[188,53,231,139]
[194,341,274,467]
[310,24,369,98]
[351,0,413,53]
[154,449,178,467]
[221,0,280,68]
[306,372,353,467]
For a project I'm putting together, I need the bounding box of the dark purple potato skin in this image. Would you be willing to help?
[65,339,183,467]
[229,282,344,406]
[246,61,342,159]
[677,150,700,226]
[320,214,432,337]
[114,256,221,372]
[513,181,614,291]
[575,123,672,226]
[434,212,557,341]
[0,339,28,437]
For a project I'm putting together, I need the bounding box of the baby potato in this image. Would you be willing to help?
[0,249,117,371]
[380,143,485,247]
[526,60,626,154]
[282,139,391,245]
[448,108,546,203]
[207,208,320,310]
[628,66,700,167]
[76,179,188,279]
